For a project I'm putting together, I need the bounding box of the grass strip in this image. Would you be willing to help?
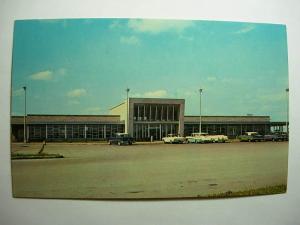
[198,184,287,198]
[11,153,64,160]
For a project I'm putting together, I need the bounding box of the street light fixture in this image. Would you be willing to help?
[199,88,203,134]
[23,86,27,144]
[286,88,289,134]
[126,88,130,134]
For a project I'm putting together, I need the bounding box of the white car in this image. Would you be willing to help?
[162,134,186,144]
[186,133,209,143]
[208,134,228,143]
[186,133,228,143]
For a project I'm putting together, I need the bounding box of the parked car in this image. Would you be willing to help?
[162,134,186,144]
[108,133,134,145]
[264,132,288,141]
[209,134,229,143]
[239,132,264,142]
[186,133,228,143]
[186,133,208,143]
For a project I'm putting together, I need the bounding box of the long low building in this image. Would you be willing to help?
[11,97,287,142]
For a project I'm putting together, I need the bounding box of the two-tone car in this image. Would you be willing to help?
[186,133,229,143]
[239,132,264,142]
[162,134,186,144]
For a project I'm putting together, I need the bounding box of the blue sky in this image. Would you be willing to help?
[11,19,288,121]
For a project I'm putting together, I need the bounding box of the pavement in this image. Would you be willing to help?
[10,141,288,199]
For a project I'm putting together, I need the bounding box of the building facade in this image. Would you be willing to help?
[110,98,185,141]
[11,115,124,142]
[11,97,287,142]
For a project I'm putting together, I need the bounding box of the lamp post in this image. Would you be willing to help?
[126,88,130,134]
[23,86,27,144]
[286,88,289,134]
[199,88,203,134]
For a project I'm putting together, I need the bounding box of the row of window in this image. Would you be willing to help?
[28,124,124,140]
[23,123,270,141]
[133,104,180,121]
[184,124,270,136]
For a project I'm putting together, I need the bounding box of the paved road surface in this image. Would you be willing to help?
[11,142,288,199]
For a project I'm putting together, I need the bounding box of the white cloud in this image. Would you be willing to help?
[28,68,67,81]
[29,70,53,80]
[207,76,217,82]
[128,19,194,34]
[12,88,24,97]
[84,107,102,114]
[120,35,140,45]
[234,24,256,34]
[130,93,142,98]
[131,89,168,98]
[144,89,167,98]
[67,88,87,98]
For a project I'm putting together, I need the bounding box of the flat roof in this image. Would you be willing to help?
[11,114,274,125]
[11,114,123,125]
[184,115,270,123]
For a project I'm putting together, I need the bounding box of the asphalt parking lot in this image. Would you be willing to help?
[11,141,288,199]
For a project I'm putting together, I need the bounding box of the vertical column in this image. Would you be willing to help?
[137,105,140,120]
[155,105,157,121]
[166,124,168,136]
[84,124,87,140]
[65,124,67,140]
[159,124,162,140]
[172,105,175,121]
[167,105,169,121]
[178,101,185,137]
[104,124,106,139]
[149,105,152,121]
[26,125,29,142]
[144,105,146,121]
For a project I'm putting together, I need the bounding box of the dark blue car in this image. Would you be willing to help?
[108,133,134,145]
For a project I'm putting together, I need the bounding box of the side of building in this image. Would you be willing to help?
[11,97,287,142]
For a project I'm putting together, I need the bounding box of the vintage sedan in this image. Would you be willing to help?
[162,134,186,144]
[108,133,134,145]
[186,133,228,143]
[239,132,264,142]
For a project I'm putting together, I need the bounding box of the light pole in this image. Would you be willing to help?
[199,88,203,134]
[23,86,27,144]
[286,88,289,134]
[126,88,130,134]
